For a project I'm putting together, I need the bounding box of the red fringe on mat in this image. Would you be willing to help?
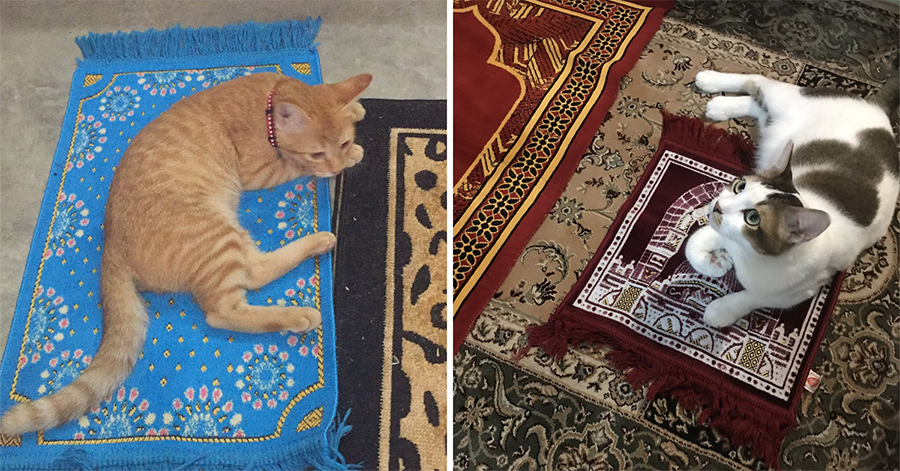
[520,111,808,469]
[524,317,793,468]
[658,110,756,167]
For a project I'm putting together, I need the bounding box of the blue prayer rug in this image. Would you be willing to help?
[0,20,354,471]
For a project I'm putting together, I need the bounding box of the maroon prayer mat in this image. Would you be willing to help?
[525,111,844,469]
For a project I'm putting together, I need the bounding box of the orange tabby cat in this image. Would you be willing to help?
[0,72,371,435]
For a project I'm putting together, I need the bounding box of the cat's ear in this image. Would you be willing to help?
[767,140,793,179]
[759,140,795,192]
[273,102,309,134]
[774,140,793,175]
[333,74,372,104]
[783,206,830,243]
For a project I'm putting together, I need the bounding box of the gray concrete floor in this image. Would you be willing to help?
[0,0,446,361]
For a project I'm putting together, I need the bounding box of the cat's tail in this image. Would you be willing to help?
[868,62,899,126]
[0,253,148,436]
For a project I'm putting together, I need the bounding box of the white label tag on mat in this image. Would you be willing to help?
[804,370,822,393]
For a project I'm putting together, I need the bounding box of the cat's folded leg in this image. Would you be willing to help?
[685,226,733,277]
[205,299,322,333]
[695,71,798,121]
[703,291,761,328]
[703,286,811,328]
[694,71,759,94]
[705,96,767,123]
[190,231,326,333]
[244,231,336,290]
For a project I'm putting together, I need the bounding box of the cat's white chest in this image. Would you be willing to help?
[731,256,786,293]
[730,244,833,299]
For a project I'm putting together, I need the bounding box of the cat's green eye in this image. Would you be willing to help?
[732,179,746,194]
[744,209,760,226]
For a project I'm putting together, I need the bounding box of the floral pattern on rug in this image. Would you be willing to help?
[668,0,899,82]
[454,1,899,468]
[3,64,331,445]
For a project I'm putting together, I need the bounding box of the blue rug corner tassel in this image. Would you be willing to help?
[308,409,361,471]
[75,18,322,63]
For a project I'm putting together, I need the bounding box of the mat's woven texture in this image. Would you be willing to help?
[454,2,898,469]
[0,20,353,471]
[452,0,674,353]
[334,100,447,470]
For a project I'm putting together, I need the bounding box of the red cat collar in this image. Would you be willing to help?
[266,90,278,148]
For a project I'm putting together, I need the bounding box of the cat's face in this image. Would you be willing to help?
[272,74,371,177]
[707,142,830,256]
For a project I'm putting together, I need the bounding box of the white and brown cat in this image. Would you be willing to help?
[686,69,898,327]
[0,72,372,435]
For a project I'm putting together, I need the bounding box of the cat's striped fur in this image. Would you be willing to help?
[0,72,371,435]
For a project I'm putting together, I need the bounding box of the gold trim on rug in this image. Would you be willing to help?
[452,0,610,234]
[452,5,527,190]
[291,63,312,75]
[453,1,652,313]
[295,406,324,432]
[83,74,103,87]
[0,433,22,447]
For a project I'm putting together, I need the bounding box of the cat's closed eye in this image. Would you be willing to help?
[341,140,352,149]
[310,152,326,160]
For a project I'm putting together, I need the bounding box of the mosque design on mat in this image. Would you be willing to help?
[577,160,815,400]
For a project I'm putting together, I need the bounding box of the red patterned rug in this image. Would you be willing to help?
[524,111,844,469]
[452,0,674,353]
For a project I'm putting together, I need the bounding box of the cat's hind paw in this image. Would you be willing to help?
[694,70,727,94]
[705,97,741,122]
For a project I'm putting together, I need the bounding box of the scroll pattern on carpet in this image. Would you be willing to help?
[454,2,899,468]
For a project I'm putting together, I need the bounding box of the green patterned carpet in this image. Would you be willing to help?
[453,1,899,470]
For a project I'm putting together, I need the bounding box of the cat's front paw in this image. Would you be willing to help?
[703,297,746,328]
[344,144,363,168]
[346,101,366,122]
[694,70,726,94]
[694,248,733,277]
[685,227,732,277]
